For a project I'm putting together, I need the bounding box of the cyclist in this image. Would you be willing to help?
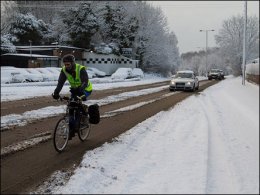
[52,54,92,139]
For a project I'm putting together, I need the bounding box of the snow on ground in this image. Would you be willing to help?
[1,85,170,130]
[31,76,259,194]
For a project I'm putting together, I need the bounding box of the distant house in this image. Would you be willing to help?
[15,45,86,67]
[1,45,139,73]
[1,53,59,68]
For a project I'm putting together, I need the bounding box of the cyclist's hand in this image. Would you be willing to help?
[52,93,60,100]
[78,86,84,93]
[70,88,78,94]
[70,87,83,94]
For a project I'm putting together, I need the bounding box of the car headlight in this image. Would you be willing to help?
[171,81,175,85]
[186,82,191,85]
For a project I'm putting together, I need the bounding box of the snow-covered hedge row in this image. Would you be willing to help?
[246,59,259,75]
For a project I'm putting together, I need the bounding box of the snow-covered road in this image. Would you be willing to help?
[32,76,258,194]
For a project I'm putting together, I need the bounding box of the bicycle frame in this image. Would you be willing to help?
[64,96,85,132]
[53,94,90,152]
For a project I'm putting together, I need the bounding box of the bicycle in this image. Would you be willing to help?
[53,94,91,153]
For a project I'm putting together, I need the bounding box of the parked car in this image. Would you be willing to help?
[219,69,225,79]
[1,67,42,83]
[2,69,27,83]
[17,68,44,82]
[1,67,17,83]
[169,70,199,92]
[208,69,222,80]
[111,68,133,80]
[35,68,56,81]
[86,69,96,79]
[26,68,45,82]
[87,67,106,77]
[132,68,144,79]
[45,67,61,81]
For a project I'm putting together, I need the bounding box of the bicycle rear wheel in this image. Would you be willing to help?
[78,115,91,141]
[53,117,69,152]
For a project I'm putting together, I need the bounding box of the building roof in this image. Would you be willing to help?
[16,45,86,51]
[1,53,59,59]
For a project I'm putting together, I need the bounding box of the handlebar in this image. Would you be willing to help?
[58,95,86,102]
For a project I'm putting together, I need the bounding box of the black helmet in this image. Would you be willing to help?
[62,54,75,63]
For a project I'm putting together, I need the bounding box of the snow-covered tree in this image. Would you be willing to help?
[15,1,81,24]
[9,13,52,45]
[97,4,138,49]
[215,15,259,76]
[133,2,180,76]
[60,2,99,48]
[1,34,17,54]
[179,48,226,76]
[1,1,18,34]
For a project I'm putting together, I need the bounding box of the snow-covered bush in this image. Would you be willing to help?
[95,43,113,54]
[9,13,52,44]
[1,34,16,54]
[246,58,259,75]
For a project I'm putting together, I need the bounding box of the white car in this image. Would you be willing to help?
[111,68,133,80]
[1,67,28,83]
[1,67,40,83]
[169,70,199,92]
[86,69,96,79]
[132,68,144,78]
[1,67,16,83]
[45,67,61,81]
[87,67,106,77]
[36,68,56,81]
[25,68,44,82]
[18,68,44,82]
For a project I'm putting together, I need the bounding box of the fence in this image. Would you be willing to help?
[245,59,259,84]
[83,52,138,75]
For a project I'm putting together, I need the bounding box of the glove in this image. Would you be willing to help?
[70,88,79,94]
[70,87,84,94]
[78,86,84,94]
[52,93,60,100]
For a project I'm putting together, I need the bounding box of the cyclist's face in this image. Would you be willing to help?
[64,62,72,70]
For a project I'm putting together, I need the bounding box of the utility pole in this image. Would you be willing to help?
[200,29,215,76]
[242,0,247,85]
[29,40,32,57]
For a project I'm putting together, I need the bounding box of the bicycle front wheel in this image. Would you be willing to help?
[53,117,69,152]
[78,118,91,142]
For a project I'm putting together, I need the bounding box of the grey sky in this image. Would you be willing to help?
[150,1,259,54]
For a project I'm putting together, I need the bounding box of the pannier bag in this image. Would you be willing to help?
[88,104,100,124]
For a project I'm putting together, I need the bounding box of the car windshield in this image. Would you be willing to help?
[210,69,219,73]
[175,72,193,78]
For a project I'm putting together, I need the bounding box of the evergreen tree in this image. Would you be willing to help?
[9,13,52,45]
[61,2,99,48]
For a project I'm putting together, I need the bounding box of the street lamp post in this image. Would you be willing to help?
[199,29,214,75]
[29,40,32,56]
[29,40,32,65]
[242,0,247,85]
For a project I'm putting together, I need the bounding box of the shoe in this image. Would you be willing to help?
[68,130,75,140]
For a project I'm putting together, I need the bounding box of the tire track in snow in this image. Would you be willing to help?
[199,91,241,194]
[51,94,210,194]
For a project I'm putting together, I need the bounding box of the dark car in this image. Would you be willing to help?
[208,69,222,80]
